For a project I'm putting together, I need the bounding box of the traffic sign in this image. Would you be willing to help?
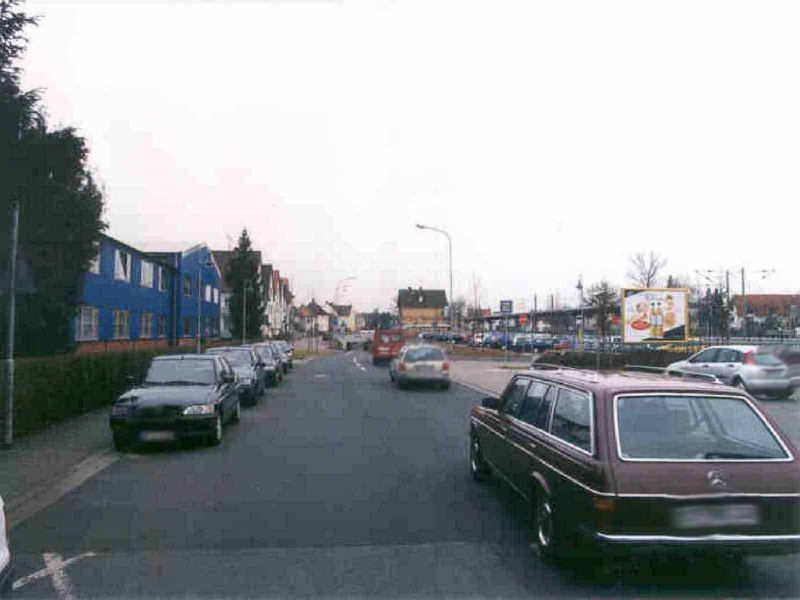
[500,300,513,314]
[519,314,528,325]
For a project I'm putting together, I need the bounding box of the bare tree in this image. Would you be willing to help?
[627,252,667,288]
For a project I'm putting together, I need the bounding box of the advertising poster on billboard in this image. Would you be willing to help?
[622,288,689,343]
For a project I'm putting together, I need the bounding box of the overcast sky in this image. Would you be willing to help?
[20,0,800,312]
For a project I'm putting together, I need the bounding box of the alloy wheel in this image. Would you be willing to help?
[536,498,554,551]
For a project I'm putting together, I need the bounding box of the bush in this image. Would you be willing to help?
[8,348,186,437]
[536,348,695,371]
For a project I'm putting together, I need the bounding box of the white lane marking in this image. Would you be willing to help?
[360,367,367,372]
[313,374,329,379]
[13,552,96,597]
[8,449,119,530]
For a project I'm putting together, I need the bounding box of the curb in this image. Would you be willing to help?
[452,379,499,398]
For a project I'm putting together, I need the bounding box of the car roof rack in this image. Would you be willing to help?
[530,363,600,383]
[622,365,722,384]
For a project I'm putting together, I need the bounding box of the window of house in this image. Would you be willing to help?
[213,288,219,304]
[76,306,99,341]
[157,314,168,337]
[183,274,192,297]
[114,249,131,282]
[205,284,212,302]
[140,312,153,338]
[113,310,130,339]
[88,250,101,275]
[158,267,169,292]
[140,261,154,288]
[183,317,193,337]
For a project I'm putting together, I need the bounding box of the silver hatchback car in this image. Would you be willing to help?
[389,344,451,390]
[668,345,796,399]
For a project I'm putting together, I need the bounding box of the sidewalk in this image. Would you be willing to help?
[0,405,113,526]
[450,360,526,396]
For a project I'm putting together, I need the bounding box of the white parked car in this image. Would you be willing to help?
[0,494,11,595]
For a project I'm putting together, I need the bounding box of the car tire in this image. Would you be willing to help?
[470,435,488,482]
[231,399,241,423]
[208,413,223,446]
[113,432,131,452]
[533,492,565,561]
[768,389,794,400]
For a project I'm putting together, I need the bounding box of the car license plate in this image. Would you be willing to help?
[672,504,759,529]
[139,431,175,442]
[416,365,434,372]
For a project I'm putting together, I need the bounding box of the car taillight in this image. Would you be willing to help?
[744,351,754,365]
[399,363,406,372]
[442,361,449,371]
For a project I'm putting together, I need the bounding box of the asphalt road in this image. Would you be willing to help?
[8,352,800,599]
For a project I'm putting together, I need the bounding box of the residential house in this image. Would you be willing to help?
[75,234,221,353]
[296,300,330,333]
[326,302,356,333]
[397,287,448,330]
[264,267,294,337]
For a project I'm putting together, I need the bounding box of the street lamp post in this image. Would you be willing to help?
[415,224,453,338]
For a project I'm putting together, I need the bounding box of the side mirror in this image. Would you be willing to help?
[481,397,500,410]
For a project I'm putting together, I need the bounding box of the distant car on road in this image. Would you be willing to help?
[109,354,240,450]
[668,345,796,399]
[469,366,800,562]
[389,344,450,390]
[0,493,11,596]
[267,342,291,374]
[251,343,283,386]
[273,340,294,370]
[206,346,265,405]
[372,329,405,365]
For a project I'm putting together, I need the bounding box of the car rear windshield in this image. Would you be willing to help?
[145,360,216,385]
[379,334,402,343]
[404,347,445,362]
[616,395,788,461]
[256,346,273,360]
[208,348,252,367]
[749,352,784,366]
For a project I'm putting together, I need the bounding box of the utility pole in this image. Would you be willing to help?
[4,201,19,447]
[741,268,747,339]
[242,280,247,345]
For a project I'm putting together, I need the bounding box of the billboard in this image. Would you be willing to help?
[621,288,689,343]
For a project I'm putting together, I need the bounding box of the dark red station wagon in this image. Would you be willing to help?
[469,365,800,560]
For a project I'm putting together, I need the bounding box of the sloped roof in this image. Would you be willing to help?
[307,300,330,317]
[732,294,800,317]
[398,288,448,309]
[327,302,352,317]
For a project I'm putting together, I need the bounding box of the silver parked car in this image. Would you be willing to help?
[389,344,450,390]
[668,345,795,399]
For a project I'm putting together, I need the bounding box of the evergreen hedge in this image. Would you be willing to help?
[8,349,185,437]
[536,348,695,371]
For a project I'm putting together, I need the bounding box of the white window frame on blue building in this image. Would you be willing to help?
[140,261,154,288]
[113,310,130,339]
[114,250,131,282]
[76,306,99,341]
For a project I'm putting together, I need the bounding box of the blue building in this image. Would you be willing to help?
[74,234,221,353]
